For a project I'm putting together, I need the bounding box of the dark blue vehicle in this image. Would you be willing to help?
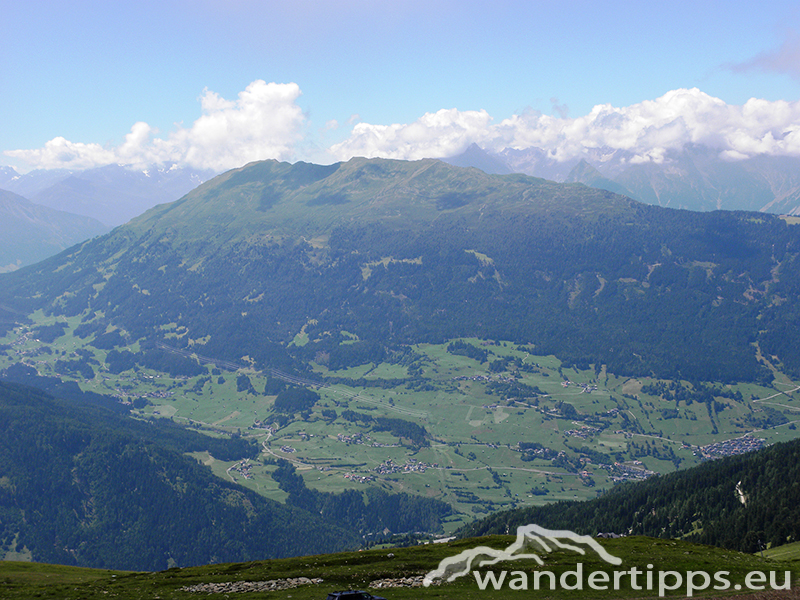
[325,591,387,600]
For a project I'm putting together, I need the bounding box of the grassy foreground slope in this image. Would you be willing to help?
[1,535,797,600]
[764,543,800,561]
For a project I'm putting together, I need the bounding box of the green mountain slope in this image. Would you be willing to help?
[1,157,798,383]
[119,157,630,246]
[460,436,800,553]
[0,381,359,571]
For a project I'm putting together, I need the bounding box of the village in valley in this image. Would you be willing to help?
[3,317,799,525]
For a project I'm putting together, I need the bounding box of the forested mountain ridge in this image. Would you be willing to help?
[0,380,360,571]
[459,435,800,553]
[1,157,799,383]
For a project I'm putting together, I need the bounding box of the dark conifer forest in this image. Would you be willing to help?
[0,381,359,571]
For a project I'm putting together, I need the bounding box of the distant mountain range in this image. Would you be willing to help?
[0,189,108,273]
[0,163,215,271]
[3,139,798,258]
[444,143,800,214]
[0,163,215,226]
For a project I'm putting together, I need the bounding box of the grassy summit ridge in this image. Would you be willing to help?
[121,157,631,247]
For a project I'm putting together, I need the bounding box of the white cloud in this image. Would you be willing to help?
[9,85,800,174]
[4,137,117,171]
[5,80,305,172]
[180,81,305,171]
[330,108,494,160]
[329,88,800,164]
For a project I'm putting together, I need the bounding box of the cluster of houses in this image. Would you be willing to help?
[143,389,175,399]
[250,420,277,433]
[452,374,517,383]
[602,461,655,483]
[227,459,253,481]
[11,330,34,347]
[337,432,369,445]
[344,472,375,483]
[563,425,600,440]
[112,388,175,403]
[373,458,438,475]
[561,380,599,392]
[696,437,765,459]
[336,431,399,448]
[337,458,441,485]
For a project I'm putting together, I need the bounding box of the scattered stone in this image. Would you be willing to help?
[180,576,323,594]
[369,575,432,588]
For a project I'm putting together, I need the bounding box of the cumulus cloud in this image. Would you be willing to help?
[330,108,494,160]
[179,81,305,171]
[5,137,118,171]
[329,88,800,164]
[5,80,305,172]
[10,84,800,173]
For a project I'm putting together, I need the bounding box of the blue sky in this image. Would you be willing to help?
[3,0,800,172]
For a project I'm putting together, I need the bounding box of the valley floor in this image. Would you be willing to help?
[3,311,800,533]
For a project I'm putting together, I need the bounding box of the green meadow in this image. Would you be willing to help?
[3,314,800,531]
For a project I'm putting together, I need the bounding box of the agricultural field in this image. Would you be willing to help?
[3,311,800,532]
